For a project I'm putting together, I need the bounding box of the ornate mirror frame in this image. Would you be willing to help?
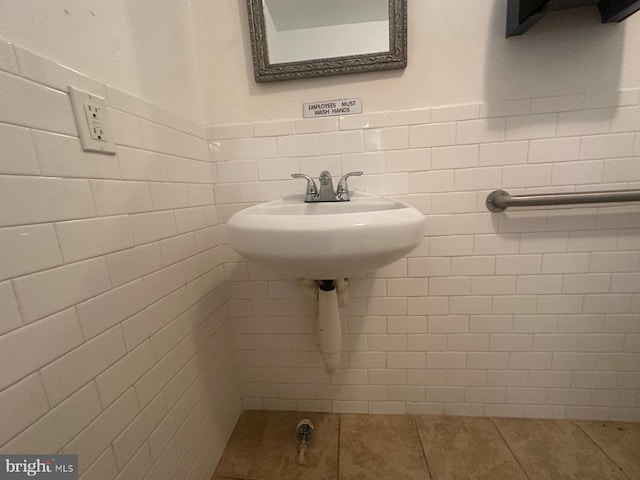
[246,0,407,83]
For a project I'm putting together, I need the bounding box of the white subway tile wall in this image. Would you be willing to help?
[2,33,640,479]
[212,87,640,423]
[0,38,240,480]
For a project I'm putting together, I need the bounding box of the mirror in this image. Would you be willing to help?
[246,0,407,83]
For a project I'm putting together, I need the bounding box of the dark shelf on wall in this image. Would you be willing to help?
[507,0,640,36]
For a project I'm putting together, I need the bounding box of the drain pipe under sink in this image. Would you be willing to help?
[300,278,349,374]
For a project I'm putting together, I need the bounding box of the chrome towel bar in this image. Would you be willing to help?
[486,189,640,212]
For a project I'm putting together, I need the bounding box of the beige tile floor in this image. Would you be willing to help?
[212,411,640,480]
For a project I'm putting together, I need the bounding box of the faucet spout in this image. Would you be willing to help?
[317,170,337,201]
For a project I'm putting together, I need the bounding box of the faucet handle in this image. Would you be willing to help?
[336,171,363,200]
[291,173,318,202]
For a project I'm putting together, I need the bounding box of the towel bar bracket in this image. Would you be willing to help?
[486,190,509,212]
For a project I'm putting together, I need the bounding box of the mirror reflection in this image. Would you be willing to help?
[263,0,390,63]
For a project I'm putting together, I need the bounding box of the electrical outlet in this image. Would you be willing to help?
[68,86,116,154]
[83,102,106,141]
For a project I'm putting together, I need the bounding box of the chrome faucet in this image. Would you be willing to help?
[291,170,363,202]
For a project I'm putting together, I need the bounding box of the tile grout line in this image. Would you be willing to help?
[336,413,341,480]
[411,417,434,480]
[573,420,631,480]
[489,417,532,480]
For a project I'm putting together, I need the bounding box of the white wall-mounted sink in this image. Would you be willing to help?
[227,191,424,279]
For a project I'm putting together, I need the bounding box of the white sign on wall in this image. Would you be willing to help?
[302,98,362,118]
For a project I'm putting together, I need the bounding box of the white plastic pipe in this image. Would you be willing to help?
[317,287,341,374]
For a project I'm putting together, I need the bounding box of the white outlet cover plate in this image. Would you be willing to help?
[68,86,116,154]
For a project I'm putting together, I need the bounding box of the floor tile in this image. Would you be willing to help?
[493,418,627,480]
[214,411,640,480]
[247,411,339,480]
[414,415,527,480]
[213,410,270,479]
[576,421,640,479]
[339,414,430,480]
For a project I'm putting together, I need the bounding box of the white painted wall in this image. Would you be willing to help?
[195,0,640,124]
[0,0,204,122]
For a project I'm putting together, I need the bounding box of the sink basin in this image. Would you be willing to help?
[227,191,424,279]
